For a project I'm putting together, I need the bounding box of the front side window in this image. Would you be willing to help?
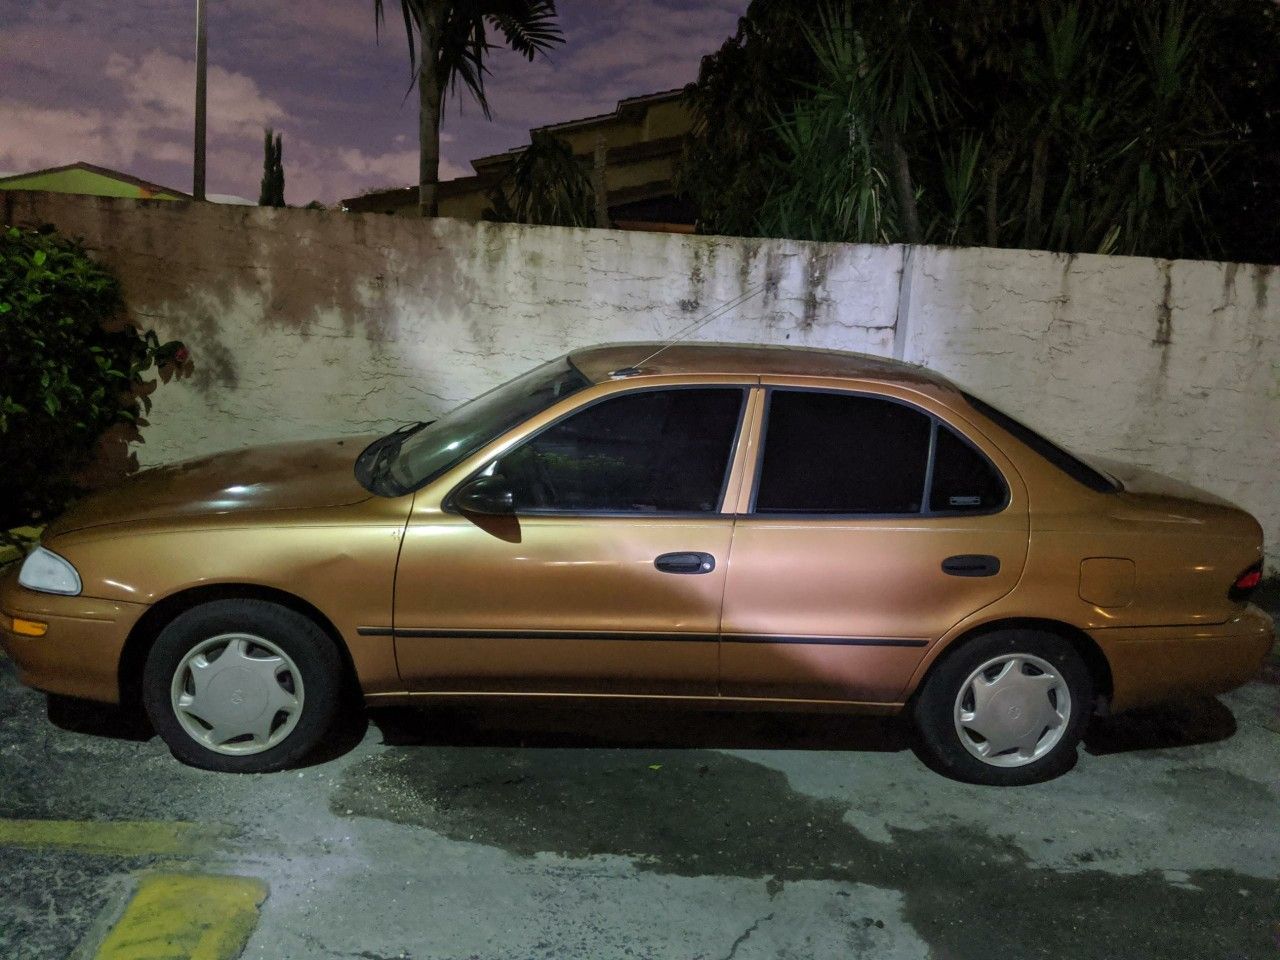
[754,391,932,514]
[488,388,744,513]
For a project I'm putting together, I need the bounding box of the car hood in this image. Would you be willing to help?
[48,436,377,535]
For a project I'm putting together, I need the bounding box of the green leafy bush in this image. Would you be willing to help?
[0,225,185,532]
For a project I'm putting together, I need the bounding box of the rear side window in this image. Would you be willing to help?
[961,392,1117,493]
[929,424,1008,512]
[754,391,932,514]
[492,388,744,513]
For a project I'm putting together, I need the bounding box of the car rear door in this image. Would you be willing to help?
[719,381,1029,703]
[391,382,753,697]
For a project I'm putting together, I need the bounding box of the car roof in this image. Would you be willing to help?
[568,342,954,390]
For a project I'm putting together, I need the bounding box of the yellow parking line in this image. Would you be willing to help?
[93,873,267,960]
[0,819,222,857]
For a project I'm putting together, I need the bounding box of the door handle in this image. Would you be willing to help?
[942,554,1001,577]
[655,552,716,575]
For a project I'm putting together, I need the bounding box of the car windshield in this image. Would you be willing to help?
[355,357,590,497]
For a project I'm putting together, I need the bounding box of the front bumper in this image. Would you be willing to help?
[0,568,145,704]
[1092,604,1275,713]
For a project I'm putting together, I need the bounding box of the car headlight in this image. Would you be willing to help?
[18,546,82,596]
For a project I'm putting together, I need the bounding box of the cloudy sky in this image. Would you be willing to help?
[0,1,743,204]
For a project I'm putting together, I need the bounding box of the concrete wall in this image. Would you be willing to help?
[6,192,1278,569]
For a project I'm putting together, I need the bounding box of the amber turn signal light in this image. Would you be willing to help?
[8,617,49,638]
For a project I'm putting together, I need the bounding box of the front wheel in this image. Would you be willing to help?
[142,599,345,772]
[912,629,1093,786]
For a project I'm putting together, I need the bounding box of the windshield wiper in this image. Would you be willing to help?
[356,420,434,495]
[386,419,432,439]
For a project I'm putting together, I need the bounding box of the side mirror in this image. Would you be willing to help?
[454,475,515,515]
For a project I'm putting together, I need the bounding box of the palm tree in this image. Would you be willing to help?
[374,0,563,217]
[483,131,597,227]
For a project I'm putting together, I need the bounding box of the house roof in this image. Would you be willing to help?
[568,342,951,389]
[341,170,502,212]
[0,162,191,198]
[342,134,691,214]
[543,88,685,135]
[340,89,689,211]
[469,91,686,172]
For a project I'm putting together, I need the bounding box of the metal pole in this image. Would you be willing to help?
[193,0,207,200]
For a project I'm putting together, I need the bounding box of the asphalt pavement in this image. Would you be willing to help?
[2,606,1278,960]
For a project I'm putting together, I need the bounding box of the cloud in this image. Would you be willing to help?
[0,44,400,203]
[0,1,744,202]
[103,50,285,139]
[332,147,470,185]
[432,0,741,166]
[0,101,135,171]
[0,49,285,176]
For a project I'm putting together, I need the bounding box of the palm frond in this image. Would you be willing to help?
[374,0,419,82]
[438,4,494,116]
[486,130,595,227]
[373,0,563,114]
[485,0,563,60]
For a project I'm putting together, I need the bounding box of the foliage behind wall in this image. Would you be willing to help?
[680,0,1280,263]
[0,225,187,534]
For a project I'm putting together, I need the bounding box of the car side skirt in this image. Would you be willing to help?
[363,689,906,715]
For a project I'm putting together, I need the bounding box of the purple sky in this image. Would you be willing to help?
[0,1,743,204]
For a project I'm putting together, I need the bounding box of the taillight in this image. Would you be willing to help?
[1229,565,1263,602]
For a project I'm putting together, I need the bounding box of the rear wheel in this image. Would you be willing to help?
[142,599,344,772]
[912,629,1093,785]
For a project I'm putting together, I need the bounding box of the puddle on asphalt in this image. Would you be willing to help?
[333,747,1280,960]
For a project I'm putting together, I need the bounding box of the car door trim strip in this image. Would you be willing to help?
[358,626,927,647]
[722,634,929,647]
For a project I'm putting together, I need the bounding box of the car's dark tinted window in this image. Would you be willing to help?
[929,424,1008,512]
[754,391,931,514]
[492,388,743,513]
[961,392,1117,493]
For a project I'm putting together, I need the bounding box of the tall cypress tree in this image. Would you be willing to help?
[258,129,285,207]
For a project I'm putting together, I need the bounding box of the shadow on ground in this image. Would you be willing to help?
[41,688,1246,766]
[335,696,1278,960]
[44,691,370,768]
[47,694,153,742]
[368,694,1243,759]
[369,703,912,753]
[1083,696,1238,755]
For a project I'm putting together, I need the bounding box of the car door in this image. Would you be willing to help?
[719,382,1029,703]
[392,384,750,696]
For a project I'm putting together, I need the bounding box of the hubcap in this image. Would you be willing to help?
[169,633,304,756]
[952,653,1071,767]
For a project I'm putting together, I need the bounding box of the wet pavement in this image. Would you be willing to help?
[2,625,1278,959]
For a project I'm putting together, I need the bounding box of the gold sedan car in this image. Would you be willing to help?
[2,344,1272,784]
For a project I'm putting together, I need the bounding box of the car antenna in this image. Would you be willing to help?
[609,281,769,377]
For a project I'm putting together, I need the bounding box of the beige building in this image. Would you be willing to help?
[342,90,695,232]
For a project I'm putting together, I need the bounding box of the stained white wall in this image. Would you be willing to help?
[9,193,1279,568]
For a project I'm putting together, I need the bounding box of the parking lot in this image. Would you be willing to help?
[2,613,1278,960]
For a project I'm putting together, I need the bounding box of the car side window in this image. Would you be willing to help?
[928,423,1007,513]
[490,388,744,514]
[754,391,932,514]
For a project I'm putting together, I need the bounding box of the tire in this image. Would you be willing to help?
[911,629,1093,786]
[142,599,345,772]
